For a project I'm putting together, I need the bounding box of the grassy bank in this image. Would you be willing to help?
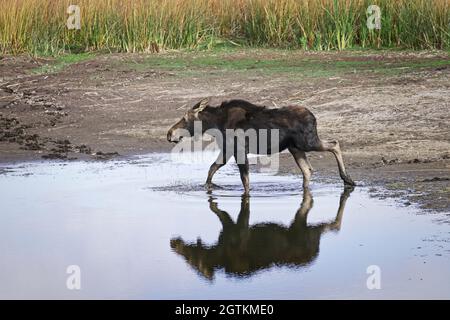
[119,49,450,78]
[1,0,449,55]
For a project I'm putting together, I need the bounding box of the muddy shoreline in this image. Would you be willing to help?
[1,50,449,211]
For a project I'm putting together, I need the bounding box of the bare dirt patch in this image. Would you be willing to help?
[0,50,449,210]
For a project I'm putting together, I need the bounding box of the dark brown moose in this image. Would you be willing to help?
[167,99,355,194]
[170,188,352,280]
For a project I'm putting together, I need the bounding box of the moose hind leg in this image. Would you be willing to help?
[237,163,249,195]
[319,140,355,186]
[289,147,312,189]
[322,185,354,232]
[236,155,250,195]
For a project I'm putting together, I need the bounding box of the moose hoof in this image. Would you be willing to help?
[205,183,222,190]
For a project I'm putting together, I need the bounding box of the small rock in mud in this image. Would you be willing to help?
[42,153,68,160]
[92,151,120,160]
[435,66,449,71]
[407,158,432,164]
[381,157,399,165]
[74,144,92,154]
[52,139,72,153]
[421,177,450,183]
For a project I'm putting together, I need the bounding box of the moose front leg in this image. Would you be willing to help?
[205,151,229,190]
[289,147,312,189]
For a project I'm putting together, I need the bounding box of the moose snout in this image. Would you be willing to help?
[167,130,173,142]
[167,128,183,143]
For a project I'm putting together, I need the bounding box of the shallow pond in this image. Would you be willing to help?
[0,152,449,299]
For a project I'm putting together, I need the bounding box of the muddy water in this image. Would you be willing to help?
[0,152,449,299]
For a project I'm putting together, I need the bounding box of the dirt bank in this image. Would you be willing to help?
[0,50,449,211]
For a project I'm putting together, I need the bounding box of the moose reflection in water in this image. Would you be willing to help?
[170,188,353,280]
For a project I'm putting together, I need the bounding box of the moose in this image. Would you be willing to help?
[167,99,355,194]
[170,188,352,279]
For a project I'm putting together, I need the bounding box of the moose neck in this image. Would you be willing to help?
[199,107,223,131]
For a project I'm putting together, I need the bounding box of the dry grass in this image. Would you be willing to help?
[0,0,448,55]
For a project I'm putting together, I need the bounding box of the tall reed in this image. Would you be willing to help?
[0,0,448,55]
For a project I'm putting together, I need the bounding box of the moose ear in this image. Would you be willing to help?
[194,98,209,114]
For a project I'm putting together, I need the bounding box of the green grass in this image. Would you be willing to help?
[27,48,449,80]
[122,49,450,78]
[371,59,450,75]
[32,53,95,74]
